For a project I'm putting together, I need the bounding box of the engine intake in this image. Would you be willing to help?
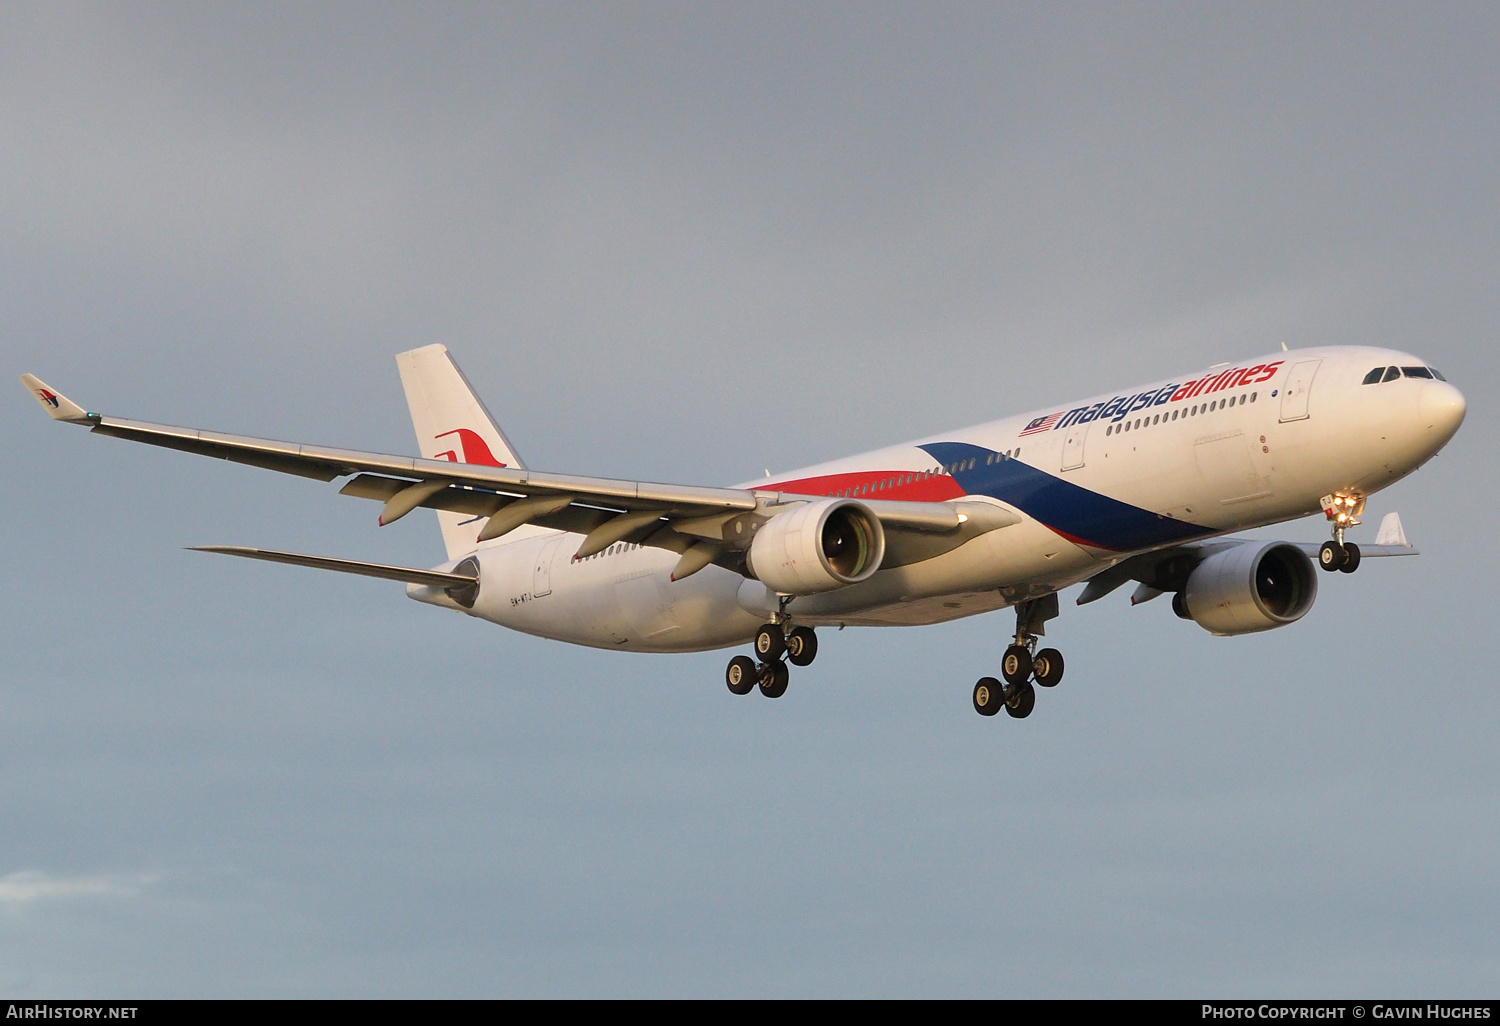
[746,498,885,594]
[1178,541,1318,636]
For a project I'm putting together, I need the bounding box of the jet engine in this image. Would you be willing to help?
[1174,541,1318,636]
[746,498,885,594]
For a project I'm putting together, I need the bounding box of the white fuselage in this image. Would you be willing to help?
[411,346,1464,652]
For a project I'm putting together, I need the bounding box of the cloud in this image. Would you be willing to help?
[0,871,158,905]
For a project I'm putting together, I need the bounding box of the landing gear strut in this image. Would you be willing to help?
[725,603,817,699]
[1319,493,1364,574]
[974,594,1064,720]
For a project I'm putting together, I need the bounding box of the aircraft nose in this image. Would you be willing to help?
[1418,380,1466,444]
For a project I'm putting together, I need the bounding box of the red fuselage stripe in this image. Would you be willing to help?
[764,471,966,503]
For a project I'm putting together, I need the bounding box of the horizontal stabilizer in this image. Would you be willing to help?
[19,374,94,424]
[187,546,477,590]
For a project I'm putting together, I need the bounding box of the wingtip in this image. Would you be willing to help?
[1375,511,1411,548]
[19,373,94,424]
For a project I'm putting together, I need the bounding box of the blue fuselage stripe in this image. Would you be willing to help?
[919,442,1210,552]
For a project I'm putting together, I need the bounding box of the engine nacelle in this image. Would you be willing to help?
[1178,541,1318,636]
[746,498,885,595]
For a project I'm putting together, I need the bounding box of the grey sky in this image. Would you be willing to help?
[2,3,1497,996]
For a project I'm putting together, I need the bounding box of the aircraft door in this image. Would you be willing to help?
[1060,421,1089,471]
[1194,430,1271,504]
[1279,360,1321,422]
[532,535,564,597]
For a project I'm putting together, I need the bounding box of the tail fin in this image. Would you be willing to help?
[396,345,526,560]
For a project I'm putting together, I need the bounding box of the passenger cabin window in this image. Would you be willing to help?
[1363,367,1385,384]
[1402,366,1434,379]
[1382,367,1401,383]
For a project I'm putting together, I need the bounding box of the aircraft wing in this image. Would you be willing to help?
[1075,513,1418,607]
[22,376,1011,573]
[24,375,753,507]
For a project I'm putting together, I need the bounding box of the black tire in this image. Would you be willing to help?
[1033,648,1064,688]
[758,660,789,699]
[973,677,1003,717]
[1338,542,1361,574]
[785,626,818,667]
[1319,541,1346,572]
[1004,682,1036,719]
[1001,644,1033,687]
[726,655,757,696]
[754,624,786,662]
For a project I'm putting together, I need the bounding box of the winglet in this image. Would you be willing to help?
[19,374,95,424]
[1374,512,1410,548]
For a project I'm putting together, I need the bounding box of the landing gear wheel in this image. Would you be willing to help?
[1004,682,1036,719]
[1338,542,1361,574]
[758,660,789,699]
[725,655,757,696]
[973,677,1003,717]
[1001,645,1033,687]
[754,624,786,662]
[1319,540,1346,572]
[785,627,818,667]
[1032,648,1064,688]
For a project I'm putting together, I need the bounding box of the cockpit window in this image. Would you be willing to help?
[1363,367,1385,385]
[1402,366,1434,379]
[1429,367,1447,381]
[1382,366,1401,383]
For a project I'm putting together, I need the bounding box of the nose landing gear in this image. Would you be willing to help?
[726,617,817,699]
[1319,493,1365,573]
[974,595,1064,720]
[1319,539,1362,573]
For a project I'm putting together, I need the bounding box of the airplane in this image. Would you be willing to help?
[21,343,1465,719]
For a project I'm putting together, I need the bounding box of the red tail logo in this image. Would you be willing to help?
[433,428,506,467]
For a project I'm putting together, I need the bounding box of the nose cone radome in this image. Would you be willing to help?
[1418,380,1466,447]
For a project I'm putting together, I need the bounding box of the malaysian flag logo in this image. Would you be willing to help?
[1019,412,1062,436]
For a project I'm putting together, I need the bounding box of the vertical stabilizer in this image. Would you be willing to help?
[397,345,527,560]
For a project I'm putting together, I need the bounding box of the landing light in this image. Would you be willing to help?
[957,513,969,523]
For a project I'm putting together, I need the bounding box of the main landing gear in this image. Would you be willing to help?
[1318,492,1365,574]
[974,595,1064,720]
[726,618,817,699]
